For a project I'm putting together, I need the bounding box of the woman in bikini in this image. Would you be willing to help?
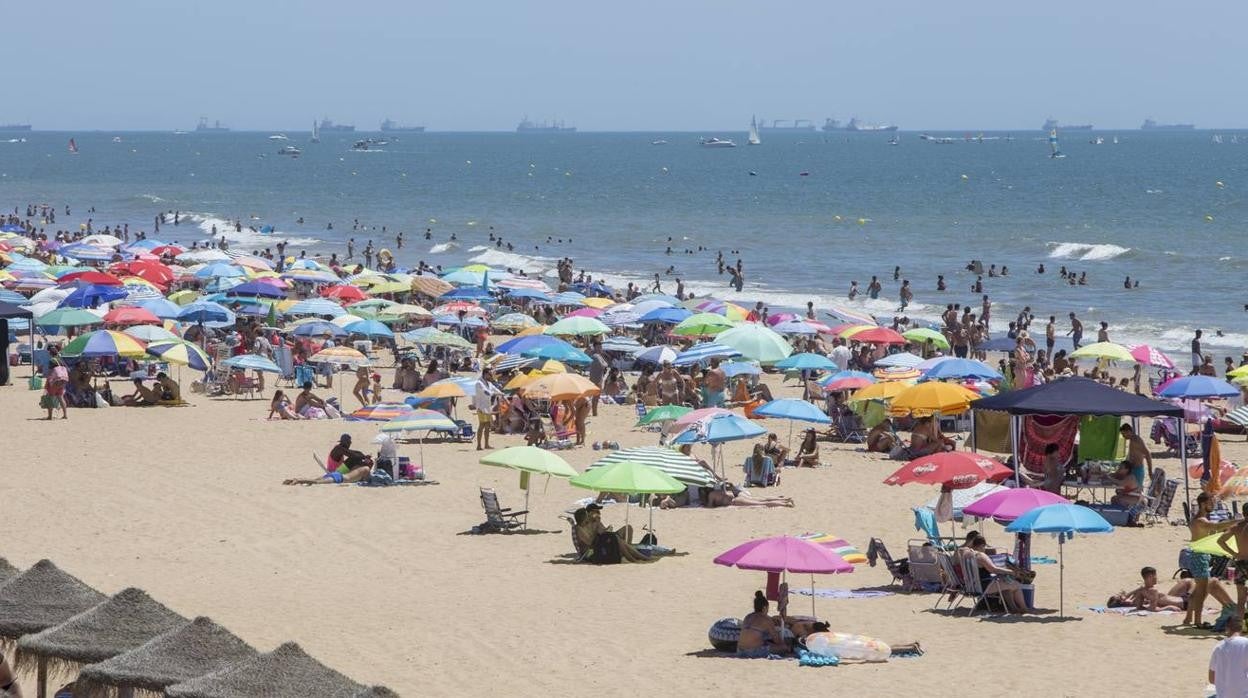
[268,390,302,420]
[737,591,788,657]
[794,429,820,467]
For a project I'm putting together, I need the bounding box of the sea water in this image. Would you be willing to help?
[1,129,1245,354]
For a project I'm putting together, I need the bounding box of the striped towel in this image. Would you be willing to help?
[1225,406,1248,428]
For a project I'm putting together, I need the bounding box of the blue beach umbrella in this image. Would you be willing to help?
[177,301,232,324]
[292,321,348,338]
[774,352,836,371]
[1005,504,1113,616]
[225,281,288,299]
[639,307,693,324]
[521,342,592,364]
[1157,376,1240,399]
[220,353,282,373]
[440,286,494,300]
[344,319,395,339]
[137,298,185,319]
[194,262,245,279]
[496,335,562,355]
[754,398,832,424]
[287,298,346,317]
[673,342,741,367]
[922,358,1004,381]
[57,284,128,308]
[673,413,768,445]
[722,361,762,378]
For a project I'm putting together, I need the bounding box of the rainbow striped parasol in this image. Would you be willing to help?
[797,533,868,565]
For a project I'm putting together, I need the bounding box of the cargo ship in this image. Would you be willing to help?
[1042,118,1092,131]
[380,118,425,133]
[195,117,229,132]
[318,118,356,133]
[516,116,576,133]
[823,118,898,132]
[758,119,816,133]
[1141,118,1195,130]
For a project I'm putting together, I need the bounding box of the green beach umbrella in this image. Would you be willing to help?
[672,312,736,337]
[713,323,794,363]
[36,308,103,328]
[902,327,951,350]
[636,404,693,426]
[1191,531,1236,556]
[544,316,610,336]
[1069,342,1135,363]
[480,446,579,526]
[570,459,685,530]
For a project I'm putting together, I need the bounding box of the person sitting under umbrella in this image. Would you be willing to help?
[1021,443,1065,494]
[155,372,181,403]
[743,443,778,487]
[284,434,373,485]
[965,533,1030,613]
[866,418,898,453]
[761,433,789,468]
[736,590,789,657]
[121,377,162,407]
[571,503,650,563]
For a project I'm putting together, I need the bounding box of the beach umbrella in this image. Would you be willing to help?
[293,321,348,338]
[600,336,645,354]
[440,286,493,301]
[224,280,287,299]
[81,233,123,247]
[58,269,123,286]
[1005,504,1113,615]
[885,452,1012,489]
[672,312,736,336]
[16,587,187,676]
[713,324,793,363]
[584,446,715,490]
[754,398,832,452]
[220,353,282,373]
[848,380,914,403]
[902,327,951,349]
[61,330,148,358]
[874,366,922,381]
[823,376,874,392]
[797,534,869,565]
[496,335,562,354]
[76,616,259,698]
[639,307,692,325]
[673,342,742,366]
[522,373,600,400]
[321,284,369,302]
[545,316,610,336]
[922,358,1003,381]
[1157,375,1240,399]
[176,301,232,325]
[60,243,117,261]
[287,298,346,317]
[714,536,854,617]
[433,313,488,327]
[771,320,821,335]
[0,559,108,697]
[672,414,767,455]
[165,642,366,698]
[549,291,587,306]
[309,346,370,367]
[1129,344,1175,369]
[503,288,554,302]
[489,354,538,372]
[402,327,473,349]
[672,406,734,427]
[921,481,1008,517]
[409,275,454,297]
[416,380,469,399]
[817,369,875,386]
[124,325,179,342]
[1069,342,1135,363]
[380,408,458,436]
[570,460,684,528]
[344,318,395,339]
[432,300,489,316]
[845,326,907,345]
[722,361,762,378]
[963,488,1070,523]
[193,262,245,279]
[493,312,541,331]
[102,306,161,326]
[889,381,978,416]
[58,283,128,308]
[521,342,592,364]
[774,352,835,371]
[350,403,413,421]
[481,446,579,526]
[35,307,103,328]
[874,351,924,368]
[146,339,212,371]
[635,345,679,365]
[636,404,693,426]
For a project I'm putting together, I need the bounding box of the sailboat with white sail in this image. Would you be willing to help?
[1048,129,1065,159]
[311,119,320,143]
[747,116,761,146]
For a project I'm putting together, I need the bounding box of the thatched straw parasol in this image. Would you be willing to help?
[77,616,257,698]
[16,588,186,678]
[0,558,19,586]
[165,642,366,698]
[0,559,106,644]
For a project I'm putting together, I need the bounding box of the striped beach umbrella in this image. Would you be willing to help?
[673,342,742,366]
[714,323,794,363]
[123,325,179,342]
[797,533,869,565]
[488,353,538,372]
[220,353,282,373]
[146,339,212,371]
[61,330,148,359]
[492,313,540,332]
[587,446,716,487]
[309,346,371,367]
[287,298,346,317]
[350,403,414,421]
[380,409,459,434]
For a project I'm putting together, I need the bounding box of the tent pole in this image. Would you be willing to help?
[969,409,977,453]
[29,317,35,383]
[1180,416,1190,520]
[37,656,46,698]
[1011,415,1021,487]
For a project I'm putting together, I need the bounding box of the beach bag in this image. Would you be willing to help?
[591,532,622,565]
[39,394,53,409]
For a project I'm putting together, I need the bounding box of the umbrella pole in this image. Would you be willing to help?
[810,573,816,618]
[1180,416,1191,521]
[787,420,794,456]
[1060,539,1066,617]
[1010,415,1021,487]
[37,656,46,698]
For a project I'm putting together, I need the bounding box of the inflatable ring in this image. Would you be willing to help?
[708,617,741,652]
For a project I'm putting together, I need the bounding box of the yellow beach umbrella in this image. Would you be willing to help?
[849,380,914,403]
[539,360,567,374]
[517,325,546,336]
[1070,342,1135,363]
[889,382,979,416]
[418,381,469,399]
[523,373,601,400]
[582,297,615,309]
[504,371,543,391]
[309,346,370,367]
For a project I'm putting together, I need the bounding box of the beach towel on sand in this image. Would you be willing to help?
[790,589,895,600]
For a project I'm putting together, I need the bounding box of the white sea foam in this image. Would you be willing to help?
[136,193,165,204]
[1047,241,1132,261]
[429,242,459,254]
[185,213,320,249]
[468,248,559,274]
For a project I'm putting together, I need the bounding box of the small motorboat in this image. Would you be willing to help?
[700,137,737,148]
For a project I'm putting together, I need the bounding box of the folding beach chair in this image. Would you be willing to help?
[866,537,910,588]
[906,542,944,596]
[273,345,295,387]
[475,487,528,533]
[1143,476,1179,526]
[935,550,966,611]
[958,554,1006,616]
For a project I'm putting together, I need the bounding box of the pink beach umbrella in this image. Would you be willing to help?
[673,406,734,427]
[962,488,1070,523]
[767,312,800,326]
[1129,344,1175,369]
[714,535,855,617]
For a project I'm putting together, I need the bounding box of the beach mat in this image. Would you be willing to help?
[790,588,895,600]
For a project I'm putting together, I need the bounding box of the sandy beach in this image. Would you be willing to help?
[0,363,1224,696]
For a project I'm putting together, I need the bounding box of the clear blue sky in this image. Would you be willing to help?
[11,0,1243,131]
